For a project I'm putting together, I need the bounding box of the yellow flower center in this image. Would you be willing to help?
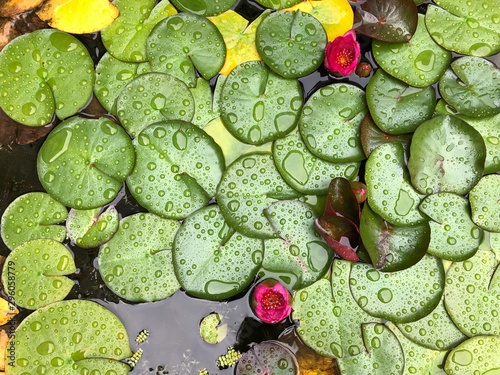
[336,48,354,68]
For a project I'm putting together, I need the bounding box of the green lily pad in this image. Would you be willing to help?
[219,61,303,145]
[336,323,404,375]
[299,83,367,163]
[146,13,226,87]
[408,115,486,196]
[235,341,299,375]
[37,117,135,209]
[359,203,430,272]
[1,192,67,251]
[419,192,483,261]
[469,174,500,232]
[292,260,382,359]
[189,77,220,128]
[200,313,227,344]
[170,0,237,16]
[172,205,263,300]
[254,0,302,10]
[1,239,76,309]
[260,200,331,290]
[66,206,119,248]
[0,29,94,126]
[366,69,436,135]
[445,335,500,375]
[94,52,151,115]
[216,152,300,239]
[98,212,181,302]
[6,299,132,375]
[444,249,500,336]
[438,56,500,118]
[101,0,177,62]
[425,0,500,56]
[127,121,224,220]
[372,14,451,87]
[349,254,445,323]
[255,10,327,78]
[116,72,195,137]
[273,131,360,194]
[365,143,427,227]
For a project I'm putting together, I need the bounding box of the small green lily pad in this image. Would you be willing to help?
[200,313,227,344]
[349,254,445,323]
[299,83,367,163]
[127,121,224,220]
[220,61,303,145]
[1,192,67,251]
[147,13,226,87]
[372,14,451,87]
[6,299,132,375]
[469,174,500,232]
[0,29,94,126]
[37,117,135,209]
[189,77,220,128]
[101,0,177,62]
[170,0,238,16]
[173,205,263,300]
[98,212,181,302]
[408,115,486,196]
[366,69,436,135]
[445,335,500,375]
[255,10,327,78]
[1,239,76,310]
[419,192,483,261]
[66,206,119,248]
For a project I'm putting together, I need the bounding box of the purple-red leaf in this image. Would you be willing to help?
[314,216,360,262]
[324,177,361,228]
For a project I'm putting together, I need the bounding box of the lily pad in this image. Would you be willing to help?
[146,13,226,87]
[127,121,224,220]
[116,72,195,137]
[37,117,136,209]
[255,10,327,78]
[253,0,301,10]
[359,203,430,272]
[408,115,486,196]
[6,299,132,375]
[1,239,76,309]
[438,56,500,118]
[101,0,177,62]
[445,335,500,375]
[66,206,119,248]
[419,192,483,261]
[354,0,418,42]
[1,192,67,251]
[98,212,181,302]
[216,152,300,239]
[372,14,451,87]
[235,341,299,375]
[299,83,367,163]
[172,205,263,300]
[273,131,359,194]
[0,29,94,126]
[425,0,500,56]
[220,61,303,145]
[366,69,436,135]
[171,0,237,16]
[349,254,445,323]
[365,142,427,226]
[200,313,228,344]
[189,77,220,128]
[469,174,500,234]
[444,249,500,336]
[260,200,332,290]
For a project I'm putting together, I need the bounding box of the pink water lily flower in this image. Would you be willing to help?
[251,279,292,324]
[324,30,361,76]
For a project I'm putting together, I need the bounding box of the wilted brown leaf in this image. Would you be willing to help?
[0,0,44,17]
[0,108,54,145]
[0,10,47,50]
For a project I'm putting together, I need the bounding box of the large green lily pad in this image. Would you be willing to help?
[445,335,500,375]
[6,299,132,375]
[425,0,500,56]
[172,205,263,300]
[1,239,75,309]
[98,212,181,302]
[170,0,238,16]
[0,29,94,126]
[126,121,224,220]
[299,83,367,163]
[66,206,119,249]
[254,0,302,10]
[37,117,135,209]
[1,192,67,251]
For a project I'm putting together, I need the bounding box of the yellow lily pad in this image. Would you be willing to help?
[36,0,119,34]
[284,0,353,41]
[0,297,18,326]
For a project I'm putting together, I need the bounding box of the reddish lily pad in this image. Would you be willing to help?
[235,341,299,375]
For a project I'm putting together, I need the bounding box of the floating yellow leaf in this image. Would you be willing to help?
[209,10,270,76]
[0,330,7,371]
[36,0,119,34]
[0,0,44,17]
[0,297,18,326]
[284,0,353,41]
